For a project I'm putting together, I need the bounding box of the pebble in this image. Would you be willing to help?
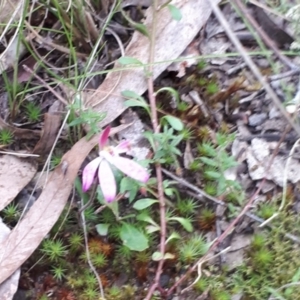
[269,107,281,119]
[248,113,267,127]
[159,274,170,288]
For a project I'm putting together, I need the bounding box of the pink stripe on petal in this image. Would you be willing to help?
[82,157,102,192]
[98,159,117,203]
[99,126,111,149]
[114,140,131,154]
[111,156,150,183]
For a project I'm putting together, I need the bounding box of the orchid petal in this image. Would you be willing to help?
[99,126,111,149]
[101,151,149,183]
[82,157,102,192]
[114,140,131,155]
[98,159,117,203]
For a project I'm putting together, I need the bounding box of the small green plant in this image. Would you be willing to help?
[177,101,189,112]
[67,276,85,288]
[197,60,207,70]
[108,224,123,240]
[251,248,273,269]
[135,250,151,263]
[211,290,231,300]
[193,277,208,292]
[204,182,218,196]
[51,265,66,281]
[41,239,67,262]
[99,207,116,224]
[251,234,266,250]
[82,287,98,300]
[84,272,98,288]
[107,285,122,298]
[258,202,277,220]
[91,253,108,268]
[197,133,243,202]
[144,125,184,166]
[68,232,84,252]
[116,244,134,260]
[178,234,209,264]
[2,203,20,222]
[180,127,194,140]
[51,155,62,169]
[25,102,41,122]
[68,99,106,139]
[79,252,89,263]
[198,207,216,229]
[0,129,13,145]
[197,141,217,157]
[83,206,98,222]
[177,198,199,216]
[206,81,219,95]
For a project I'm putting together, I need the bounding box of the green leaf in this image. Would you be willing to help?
[95,223,110,236]
[137,213,159,227]
[120,223,149,251]
[152,251,163,261]
[266,288,286,300]
[118,56,143,65]
[146,225,160,234]
[200,157,218,167]
[167,4,182,21]
[133,198,158,210]
[155,87,180,104]
[164,252,176,260]
[122,90,145,101]
[168,217,193,232]
[205,170,221,179]
[133,23,149,37]
[120,8,150,37]
[165,232,180,245]
[163,115,184,131]
[68,118,82,126]
[165,188,176,197]
[122,90,150,115]
[107,201,119,219]
[152,251,175,261]
[286,268,300,296]
[120,177,139,202]
[124,99,148,109]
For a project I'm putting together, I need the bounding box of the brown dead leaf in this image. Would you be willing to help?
[0,155,37,211]
[251,5,294,49]
[33,102,63,157]
[167,40,200,77]
[0,117,40,140]
[0,0,25,72]
[183,140,194,169]
[0,125,127,284]
[87,0,220,127]
[0,0,23,32]
[118,110,150,161]
[0,220,20,300]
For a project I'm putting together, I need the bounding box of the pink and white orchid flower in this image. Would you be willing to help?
[82,126,150,202]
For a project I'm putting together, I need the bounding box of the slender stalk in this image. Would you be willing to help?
[144,1,167,299]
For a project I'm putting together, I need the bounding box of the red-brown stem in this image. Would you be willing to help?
[144,1,167,299]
